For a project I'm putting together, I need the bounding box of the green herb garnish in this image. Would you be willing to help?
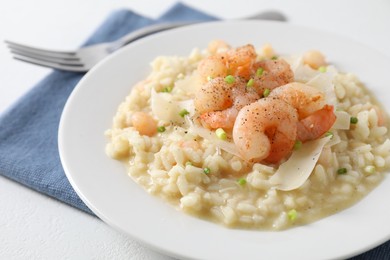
[247,78,254,87]
[162,86,173,93]
[337,168,347,175]
[294,140,302,150]
[350,117,358,124]
[318,66,327,73]
[256,67,264,77]
[215,128,227,140]
[224,75,235,84]
[325,131,333,138]
[237,178,247,185]
[179,109,190,117]
[288,209,298,221]
[157,126,166,133]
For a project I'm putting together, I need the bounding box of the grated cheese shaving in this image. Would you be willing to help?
[269,136,332,191]
[151,88,194,123]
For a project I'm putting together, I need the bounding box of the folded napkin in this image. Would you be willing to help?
[0,2,387,259]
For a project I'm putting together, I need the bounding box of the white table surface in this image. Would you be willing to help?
[0,0,389,259]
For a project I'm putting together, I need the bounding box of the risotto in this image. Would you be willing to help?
[105,41,390,230]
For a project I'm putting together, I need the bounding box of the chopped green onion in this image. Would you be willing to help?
[157,126,166,133]
[162,86,173,92]
[287,209,297,221]
[350,117,358,124]
[325,131,334,138]
[294,140,302,150]
[256,67,264,77]
[207,75,213,81]
[185,161,193,166]
[179,109,190,117]
[215,128,227,140]
[318,66,327,73]
[364,165,376,174]
[271,55,278,60]
[224,75,235,84]
[247,78,254,87]
[337,168,347,175]
[237,178,247,185]
[203,167,211,174]
[263,88,270,97]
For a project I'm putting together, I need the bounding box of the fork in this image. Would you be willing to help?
[5,11,286,72]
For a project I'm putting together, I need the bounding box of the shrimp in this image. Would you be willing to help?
[232,82,336,163]
[269,82,336,141]
[197,55,229,81]
[269,82,325,118]
[233,97,299,163]
[131,111,157,136]
[194,77,260,129]
[226,44,257,80]
[260,43,276,59]
[303,50,327,69]
[199,107,239,130]
[194,77,237,114]
[207,39,230,55]
[197,44,257,81]
[251,59,294,95]
[297,105,336,142]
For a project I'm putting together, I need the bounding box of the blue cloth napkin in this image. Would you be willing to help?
[0,2,387,259]
[0,3,214,214]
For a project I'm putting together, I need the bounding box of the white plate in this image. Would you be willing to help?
[59,21,390,260]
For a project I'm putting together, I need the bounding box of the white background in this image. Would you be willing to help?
[0,0,389,259]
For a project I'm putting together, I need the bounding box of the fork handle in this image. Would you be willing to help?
[110,11,286,52]
[110,21,196,51]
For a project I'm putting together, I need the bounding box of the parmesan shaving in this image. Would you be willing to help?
[174,72,202,94]
[290,56,337,106]
[269,136,332,191]
[333,110,351,130]
[151,88,194,123]
[291,57,319,83]
[306,66,338,106]
[186,117,241,158]
[326,132,341,147]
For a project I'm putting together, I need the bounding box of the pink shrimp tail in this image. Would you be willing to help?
[297,105,336,142]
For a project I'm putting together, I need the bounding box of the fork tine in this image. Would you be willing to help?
[12,53,87,72]
[5,40,77,59]
[9,47,80,61]
[10,49,82,65]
